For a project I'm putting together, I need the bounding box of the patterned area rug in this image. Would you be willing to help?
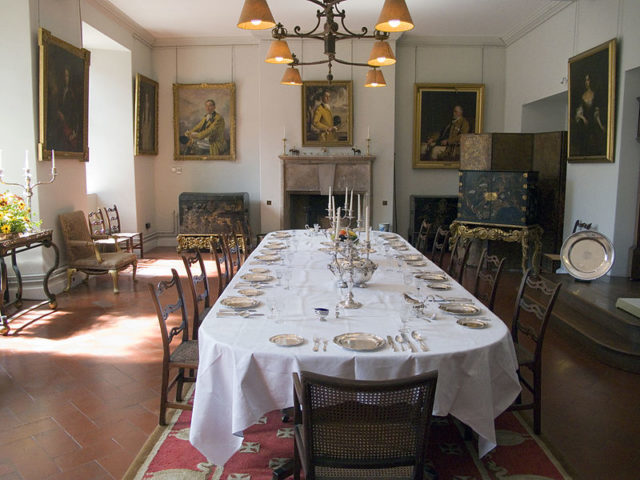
[125,401,571,479]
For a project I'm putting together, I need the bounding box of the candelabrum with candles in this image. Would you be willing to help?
[0,150,58,231]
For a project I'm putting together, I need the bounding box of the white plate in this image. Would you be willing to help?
[241,273,274,283]
[238,288,264,297]
[560,230,614,281]
[272,231,291,238]
[416,272,448,282]
[269,334,304,347]
[255,254,281,262]
[439,303,481,315]
[250,267,270,274]
[333,332,386,352]
[264,244,286,251]
[220,296,260,309]
[427,283,451,290]
[408,261,427,267]
[380,233,396,239]
[403,254,423,262]
[456,318,489,329]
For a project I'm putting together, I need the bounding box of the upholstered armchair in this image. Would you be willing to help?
[58,211,137,294]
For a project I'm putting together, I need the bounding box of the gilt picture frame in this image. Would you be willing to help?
[568,38,616,162]
[135,74,159,156]
[173,83,236,161]
[38,28,91,162]
[302,81,353,147]
[413,84,484,169]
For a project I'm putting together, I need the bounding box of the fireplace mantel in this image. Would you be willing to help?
[279,154,375,228]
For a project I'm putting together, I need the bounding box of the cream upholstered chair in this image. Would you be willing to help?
[59,211,137,294]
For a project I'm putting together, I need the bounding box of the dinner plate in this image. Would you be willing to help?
[439,303,481,315]
[403,254,423,262]
[255,254,281,262]
[250,267,270,274]
[269,334,304,347]
[264,244,287,251]
[272,231,291,238]
[407,261,427,267]
[416,272,448,282]
[333,332,386,352]
[380,233,396,239]
[220,296,260,309]
[393,245,409,251]
[241,273,274,283]
[560,230,614,281]
[238,288,264,297]
[427,282,451,290]
[456,318,489,329]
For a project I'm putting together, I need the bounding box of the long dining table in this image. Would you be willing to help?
[190,229,521,465]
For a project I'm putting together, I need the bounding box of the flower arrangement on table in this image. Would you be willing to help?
[334,229,358,243]
[0,191,40,235]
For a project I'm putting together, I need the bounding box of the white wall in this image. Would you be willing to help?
[86,48,137,229]
[152,44,262,244]
[258,38,396,233]
[394,43,506,239]
[504,0,640,275]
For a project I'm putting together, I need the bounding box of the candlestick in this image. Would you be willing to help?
[282,137,287,155]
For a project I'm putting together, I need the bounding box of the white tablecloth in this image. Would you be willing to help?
[190,230,520,464]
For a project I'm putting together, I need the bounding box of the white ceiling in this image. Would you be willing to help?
[99,0,573,46]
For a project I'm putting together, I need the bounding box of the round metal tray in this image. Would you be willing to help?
[560,230,614,280]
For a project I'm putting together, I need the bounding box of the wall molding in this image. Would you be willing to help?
[502,2,574,46]
[86,0,155,47]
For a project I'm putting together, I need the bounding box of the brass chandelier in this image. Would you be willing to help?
[237,0,414,87]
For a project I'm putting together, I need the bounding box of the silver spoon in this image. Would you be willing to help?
[395,334,406,351]
[411,331,429,351]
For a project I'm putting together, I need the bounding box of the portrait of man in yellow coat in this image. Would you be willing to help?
[303,81,352,146]
[312,90,338,142]
[184,99,228,155]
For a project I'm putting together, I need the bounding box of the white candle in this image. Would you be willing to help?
[344,188,348,209]
[367,126,370,139]
[336,207,341,232]
[349,189,354,214]
[51,149,56,170]
[24,150,29,170]
[283,126,286,139]
[365,206,370,242]
[357,194,361,223]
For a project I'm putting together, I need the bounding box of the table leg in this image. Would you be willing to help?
[0,258,7,335]
[43,241,59,309]
[521,232,529,274]
[10,249,23,309]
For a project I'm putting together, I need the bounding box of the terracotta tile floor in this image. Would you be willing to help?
[0,247,639,479]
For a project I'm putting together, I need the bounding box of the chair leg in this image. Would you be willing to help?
[64,268,76,292]
[293,439,301,480]
[139,233,144,259]
[132,261,138,282]
[176,368,185,402]
[159,364,169,426]
[109,269,119,294]
[533,371,542,434]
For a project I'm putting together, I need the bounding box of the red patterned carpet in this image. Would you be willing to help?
[125,396,571,480]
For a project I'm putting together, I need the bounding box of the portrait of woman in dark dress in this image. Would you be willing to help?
[572,74,606,156]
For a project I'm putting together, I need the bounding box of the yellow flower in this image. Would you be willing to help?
[1,224,11,233]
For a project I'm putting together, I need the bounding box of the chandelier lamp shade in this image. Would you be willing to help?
[237,0,414,86]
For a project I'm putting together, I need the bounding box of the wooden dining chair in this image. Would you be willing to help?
[292,370,438,480]
[447,236,472,283]
[472,248,506,312]
[209,236,231,298]
[181,248,212,340]
[103,204,144,258]
[87,209,129,252]
[148,268,198,425]
[219,233,238,280]
[415,220,433,254]
[507,269,561,434]
[430,226,450,268]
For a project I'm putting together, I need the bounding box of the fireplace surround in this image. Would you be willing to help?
[280,154,375,229]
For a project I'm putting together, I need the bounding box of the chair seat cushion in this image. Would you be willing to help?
[314,465,414,479]
[115,232,141,239]
[72,252,137,270]
[171,340,199,365]
[514,342,534,367]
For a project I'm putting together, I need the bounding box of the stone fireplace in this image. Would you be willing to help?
[280,154,375,229]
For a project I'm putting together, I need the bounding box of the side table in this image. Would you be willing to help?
[0,230,59,335]
[450,221,543,274]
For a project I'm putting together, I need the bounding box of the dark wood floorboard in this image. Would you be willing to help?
[0,248,638,479]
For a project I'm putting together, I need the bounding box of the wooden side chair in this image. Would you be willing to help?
[447,236,472,283]
[103,204,144,258]
[181,248,212,339]
[148,268,198,425]
[210,237,231,298]
[472,248,506,312]
[430,226,450,268]
[87,209,129,252]
[507,269,561,434]
[415,220,433,254]
[292,370,438,480]
[219,233,237,281]
[59,211,137,294]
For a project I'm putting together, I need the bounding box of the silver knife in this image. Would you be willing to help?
[386,335,398,352]
[401,332,418,352]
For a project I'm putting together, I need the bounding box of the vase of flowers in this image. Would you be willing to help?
[0,191,41,238]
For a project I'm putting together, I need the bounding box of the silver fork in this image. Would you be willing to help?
[313,337,320,352]
[322,339,328,352]
[395,334,406,351]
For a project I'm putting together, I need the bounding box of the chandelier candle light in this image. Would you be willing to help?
[0,149,58,224]
[237,0,414,86]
